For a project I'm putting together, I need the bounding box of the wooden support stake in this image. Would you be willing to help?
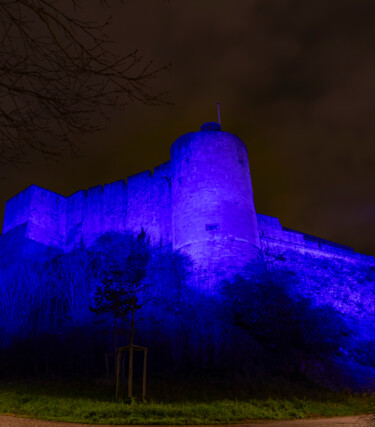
[115,344,147,400]
[142,349,148,401]
[115,349,121,400]
[128,344,134,399]
[105,354,109,377]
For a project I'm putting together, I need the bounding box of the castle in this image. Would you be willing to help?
[1,123,374,332]
[1,122,374,388]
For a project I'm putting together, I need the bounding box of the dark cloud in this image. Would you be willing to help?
[0,0,374,255]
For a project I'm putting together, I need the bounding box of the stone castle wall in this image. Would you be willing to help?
[1,163,173,254]
[1,125,374,390]
[1,125,374,297]
[170,130,261,287]
[2,185,67,248]
[257,214,375,341]
[66,164,172,249]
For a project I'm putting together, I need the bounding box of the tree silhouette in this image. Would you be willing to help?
[90,231,151,398]
[90,231,151,352]
[0,0,168,166]
[219,271,352,364]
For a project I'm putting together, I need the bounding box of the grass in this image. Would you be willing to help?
[0,379,373,425]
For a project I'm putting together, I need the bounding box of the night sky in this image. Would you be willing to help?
[1,0,374,256]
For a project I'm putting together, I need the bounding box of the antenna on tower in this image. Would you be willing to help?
[217,102,221,126]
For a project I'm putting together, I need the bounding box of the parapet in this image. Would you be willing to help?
[257,213,373,263]
[2,185,67,248]
[1,127,373,277]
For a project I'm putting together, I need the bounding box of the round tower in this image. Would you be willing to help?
[171,123,261,289]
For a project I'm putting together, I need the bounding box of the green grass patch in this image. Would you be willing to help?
[0,380,373,424]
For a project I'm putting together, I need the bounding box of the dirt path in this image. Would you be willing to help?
[0,415,373,427]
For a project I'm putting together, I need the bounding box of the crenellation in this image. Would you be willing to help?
[65,189,87,251]
[257,212,372,264]
[0,124,373,297]
[150,162,172,246]
[2,185,33,234]
[82,185,105,247]
[5,185,68,248]
[103,180,127,234]
[125,170,155,242]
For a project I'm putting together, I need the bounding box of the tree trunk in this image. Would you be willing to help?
[116,350,121,400]
[114,315,119,354]
[128,308,135,398]
[142,349,147,401]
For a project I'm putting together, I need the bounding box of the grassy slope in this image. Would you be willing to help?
[0,380,373,425]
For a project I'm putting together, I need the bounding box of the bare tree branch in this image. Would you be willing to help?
[0,0,169,165]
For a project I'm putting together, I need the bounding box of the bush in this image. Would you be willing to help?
[218,271,352,361]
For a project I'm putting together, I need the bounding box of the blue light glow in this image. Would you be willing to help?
[0,124,374,388]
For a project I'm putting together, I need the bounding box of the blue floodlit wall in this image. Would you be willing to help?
[257,214,375,341]
[171,128,261,288]
[0,124,374,337]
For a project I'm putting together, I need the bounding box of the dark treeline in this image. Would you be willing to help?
[0,232,373,389]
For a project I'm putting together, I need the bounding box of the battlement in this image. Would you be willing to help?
[2,185,67,248]
[257,213,372,263]
[1,161,173,253]
[0,125,374,287]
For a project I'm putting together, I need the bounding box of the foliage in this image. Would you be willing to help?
[346,340,375,368]
[44,248,96,327]
[0,247,99,344]
[0,236,371,391]
[0,230,194,378]
[89,231,151,344]
[218,271,352,359]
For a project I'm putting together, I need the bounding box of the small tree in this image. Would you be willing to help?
[90,230,151,398]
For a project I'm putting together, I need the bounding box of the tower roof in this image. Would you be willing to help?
[200,122,221,131]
